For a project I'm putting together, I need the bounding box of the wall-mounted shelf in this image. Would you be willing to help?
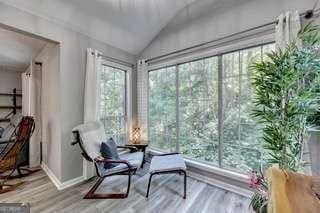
[0,93,22,97]
[0,106,22,109]
[0,88,22,123]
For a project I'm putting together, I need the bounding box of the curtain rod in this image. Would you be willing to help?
[91,52,134,68]
[145,8,320,64]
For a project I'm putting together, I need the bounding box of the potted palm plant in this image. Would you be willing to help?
[249,22,320,212]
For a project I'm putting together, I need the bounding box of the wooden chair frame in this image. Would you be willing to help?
[0,116,37,193]
[72,131,139,199]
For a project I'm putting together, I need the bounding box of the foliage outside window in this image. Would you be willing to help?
[99,65,127,144]
[149,43,275,173]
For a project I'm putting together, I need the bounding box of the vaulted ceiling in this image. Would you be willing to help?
[0,0,245,56]
[0,0,203,55]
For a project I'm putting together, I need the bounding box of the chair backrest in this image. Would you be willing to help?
[0,113,22,139]
[72,121,106,161]
[0,116,35,173]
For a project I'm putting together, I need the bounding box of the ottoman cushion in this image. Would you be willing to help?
[150,154,186,173]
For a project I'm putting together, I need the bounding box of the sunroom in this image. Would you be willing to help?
[0,0,319,212]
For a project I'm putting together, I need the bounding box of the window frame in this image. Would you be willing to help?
[100,59,133,144]
[147,37,275,174]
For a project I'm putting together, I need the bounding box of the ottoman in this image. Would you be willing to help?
[146,153,187,199]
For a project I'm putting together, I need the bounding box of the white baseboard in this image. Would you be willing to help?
[41,163,85,190]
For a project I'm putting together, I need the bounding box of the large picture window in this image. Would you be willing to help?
[99,64,128,144]
[179,57,219,164]
[148,43,275,173]
[149,66,177,151]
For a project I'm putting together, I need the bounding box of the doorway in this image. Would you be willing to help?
[0,25,56,168]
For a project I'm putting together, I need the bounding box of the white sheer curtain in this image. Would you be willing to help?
[275,11,301,49]
[21,62,42,167]
[83,48,102,179]
[137,59,148,140]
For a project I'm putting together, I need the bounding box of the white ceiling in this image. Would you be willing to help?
[0,0,201,55]
[0,27,47,72]
[0,0,244,56]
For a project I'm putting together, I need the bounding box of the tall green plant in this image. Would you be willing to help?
[249,23,320,213]
[251,23,320,171]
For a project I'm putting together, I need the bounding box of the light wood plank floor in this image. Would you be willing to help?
[0,167,252,213]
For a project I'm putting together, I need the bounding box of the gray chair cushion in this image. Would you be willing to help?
[100,138,120,169]
[96,151,143,177]
[150,154,186,173]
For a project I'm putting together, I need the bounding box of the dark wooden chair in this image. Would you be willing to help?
[72,121,143,199]
[0,116,36,193]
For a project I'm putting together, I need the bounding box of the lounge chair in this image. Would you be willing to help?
[72,121,143,199]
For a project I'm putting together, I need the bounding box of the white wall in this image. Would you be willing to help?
[35,43,61,178]
[0,69,21,123]
[0,69,21,93]
[141,0,318,59]
[0,3,136,182]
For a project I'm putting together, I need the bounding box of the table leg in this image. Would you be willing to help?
[141,147,146,168]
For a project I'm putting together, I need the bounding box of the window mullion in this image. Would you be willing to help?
[238,52,241,147]
[176,65,180,153]
[218,55,223,168]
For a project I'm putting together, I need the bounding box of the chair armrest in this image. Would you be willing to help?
[94,157,134,170]
[154,152,180,156]
[71,141,78,146]
[117,145,138,152]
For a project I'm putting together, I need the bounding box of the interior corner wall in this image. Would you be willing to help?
[35,43,62,179]
[0,2,137,183]
[140,0,318,59]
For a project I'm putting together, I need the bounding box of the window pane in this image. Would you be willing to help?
[99,65,126,144]
[147,42,275,174]
[149,67,177,151]
[222,76,240,144]
[179,57,219,164]
[262,43,275,55]
[223,52,240,78]
[222,47,263,172]
[240,46,261,76]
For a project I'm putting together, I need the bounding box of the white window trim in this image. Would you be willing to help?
[101,59,133,143]
[148,33,274,71]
